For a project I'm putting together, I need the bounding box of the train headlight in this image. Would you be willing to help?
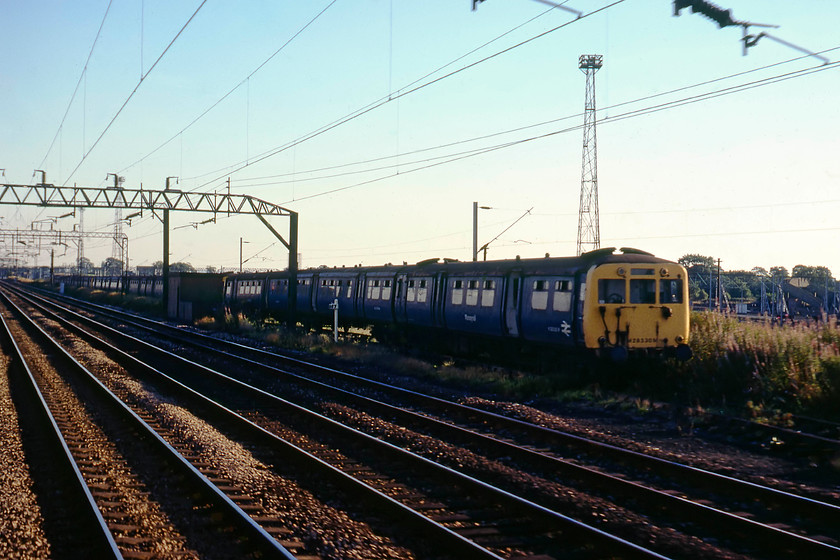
[659,268,669,277]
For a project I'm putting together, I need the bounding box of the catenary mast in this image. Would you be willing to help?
[576,54,602,256]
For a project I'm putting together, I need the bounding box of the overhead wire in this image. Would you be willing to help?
[180,0,577,185]
[61,0,209,187]
[115,0,340,178]
[38,0,114,171]
[276,56,840,205]
[229,44,840,189]
[190,1,627,191]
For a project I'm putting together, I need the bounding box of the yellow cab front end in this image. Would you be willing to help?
[582,261,691,360]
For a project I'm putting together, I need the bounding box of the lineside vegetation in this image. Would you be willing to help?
[40,283,840,421]
[212,310,840,421]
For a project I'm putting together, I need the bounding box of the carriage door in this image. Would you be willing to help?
[504,272,521,337]
[394,273,408,323]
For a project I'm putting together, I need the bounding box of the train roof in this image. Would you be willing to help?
[227,248,678,278]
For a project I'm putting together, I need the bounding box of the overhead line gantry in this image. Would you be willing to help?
[0,181,299,318]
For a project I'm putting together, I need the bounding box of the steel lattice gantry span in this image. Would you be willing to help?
[0,183,292,217]
[0,182,299,318]
[0,228,128,263]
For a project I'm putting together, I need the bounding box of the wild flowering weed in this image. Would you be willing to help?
[685,312,840,413]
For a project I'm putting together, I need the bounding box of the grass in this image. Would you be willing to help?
[50,284,165,316]
[644,312,840,419]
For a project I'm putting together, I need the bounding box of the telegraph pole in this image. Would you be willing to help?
[576,54,602,256]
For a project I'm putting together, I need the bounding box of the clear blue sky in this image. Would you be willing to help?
[2,1,838,275]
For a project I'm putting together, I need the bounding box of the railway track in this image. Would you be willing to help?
[7,281,840,558]
[4,283,666,559]
[0,290,298,559]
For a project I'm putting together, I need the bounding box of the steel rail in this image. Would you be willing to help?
[0,290,297,560]
[0,312,123,560]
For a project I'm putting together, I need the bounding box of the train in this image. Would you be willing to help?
[222,247,692,360]
[56,274,164,297]
[52,247,692,360]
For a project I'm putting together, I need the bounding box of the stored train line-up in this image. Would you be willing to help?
[53,247,692,361]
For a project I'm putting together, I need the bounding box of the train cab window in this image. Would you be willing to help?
[531,279,549,310]
[660,279,683,303]
[466,279,479,306]
[630,279,656,304]
[481,280,495,307]
[598,279,626,304]
[451,279,464,305]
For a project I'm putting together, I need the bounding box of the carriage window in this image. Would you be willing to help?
[465,279,479,306]
[368,279,381,300]
[345,280,353,298]
[481,280,495,307]
[451,280,464,305]
[531,279,548,310]
[406,280,416,302]
[630,279,656,304]
[417,279,428,303]
[553,278,572,311]
[553,291,571,312]
[598,279,626,304]
[382,279,392,300]
[660,279,683,304]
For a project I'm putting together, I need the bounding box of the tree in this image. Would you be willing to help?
[792,265,833,283]
[151,260,195,274]
[680,254,716,303]
[770,266,789,280]
[101,257,124,275]
[77,256,93,273]
[170,262,195,273]
[678,254,715,274]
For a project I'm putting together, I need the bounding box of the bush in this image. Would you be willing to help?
[668,312,840,415]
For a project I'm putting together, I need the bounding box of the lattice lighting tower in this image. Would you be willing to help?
[576,54,603,256]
